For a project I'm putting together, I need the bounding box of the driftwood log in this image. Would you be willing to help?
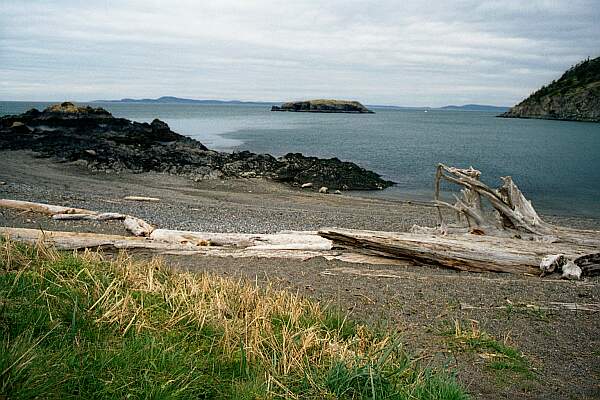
[318,228,597,275]
[0,226,342,261]
[0,199,92,215]
[0,199,154,237]
[149,229,332,250]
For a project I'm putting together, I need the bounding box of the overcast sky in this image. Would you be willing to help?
[1,1,598,106]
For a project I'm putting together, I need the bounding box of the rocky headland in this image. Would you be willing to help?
[271,99,374,113]
[0,102,392,190]
[499,57,600,122]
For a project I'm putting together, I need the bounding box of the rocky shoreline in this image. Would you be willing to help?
[499,57,599,122]
[0,102,392,190]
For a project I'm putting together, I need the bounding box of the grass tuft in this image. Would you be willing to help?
[504,303,550,322]
[443,320,534,381]
[0,239,468,399]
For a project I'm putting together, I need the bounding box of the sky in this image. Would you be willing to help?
[1,1,599,107]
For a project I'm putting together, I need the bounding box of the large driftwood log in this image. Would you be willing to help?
[149,229,332,250]
[0,227,340,261]
[0,227,420,266]
[319,228,597,275]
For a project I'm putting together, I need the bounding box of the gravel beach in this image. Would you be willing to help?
[0,150,445,234]
[1,150,599,400]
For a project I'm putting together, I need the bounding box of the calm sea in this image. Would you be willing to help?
[1,101,599,218]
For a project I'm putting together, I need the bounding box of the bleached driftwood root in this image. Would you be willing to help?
[0,199,154,237]
[431,164,600,247]
[400,164,600,278]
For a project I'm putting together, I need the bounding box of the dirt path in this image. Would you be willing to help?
[1,150,599,399]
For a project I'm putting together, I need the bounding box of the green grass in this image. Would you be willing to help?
[504,303,550,322]
[441,320,535,381]
[0,239,469,399]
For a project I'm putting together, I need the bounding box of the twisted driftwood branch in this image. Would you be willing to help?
[432,164,600,247]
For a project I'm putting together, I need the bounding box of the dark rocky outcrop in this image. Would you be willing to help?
[271,99,374,113]
[0,102,392,190]
[499,57,600,122]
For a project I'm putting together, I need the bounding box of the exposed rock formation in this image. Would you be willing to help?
[0,102,392,190]
[271,99,374,113]
[499,57,600,122]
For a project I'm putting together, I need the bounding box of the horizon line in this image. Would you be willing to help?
[0,97,511,109]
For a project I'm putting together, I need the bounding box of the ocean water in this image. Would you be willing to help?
[1,101,599,218]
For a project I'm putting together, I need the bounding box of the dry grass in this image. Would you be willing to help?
[0,239,468,399]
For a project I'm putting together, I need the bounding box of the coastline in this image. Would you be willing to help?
[1,150,598,232]
[2,101,599,218]
[0,102,600,220]
[1,150,599,400]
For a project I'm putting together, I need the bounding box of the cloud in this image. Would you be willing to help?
[1,0,598,105]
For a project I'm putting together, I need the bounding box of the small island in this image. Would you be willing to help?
[499,56,600,122]
[271,99,374,113]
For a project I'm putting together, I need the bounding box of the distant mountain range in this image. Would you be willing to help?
[91,96,508,111]
[92,96,276,105]
[438,104,509,112]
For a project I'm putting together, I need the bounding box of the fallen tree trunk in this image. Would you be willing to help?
[319,228,596,275]
[0,227,336,260]
[1,224,597,276]
[149,229,332,250]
